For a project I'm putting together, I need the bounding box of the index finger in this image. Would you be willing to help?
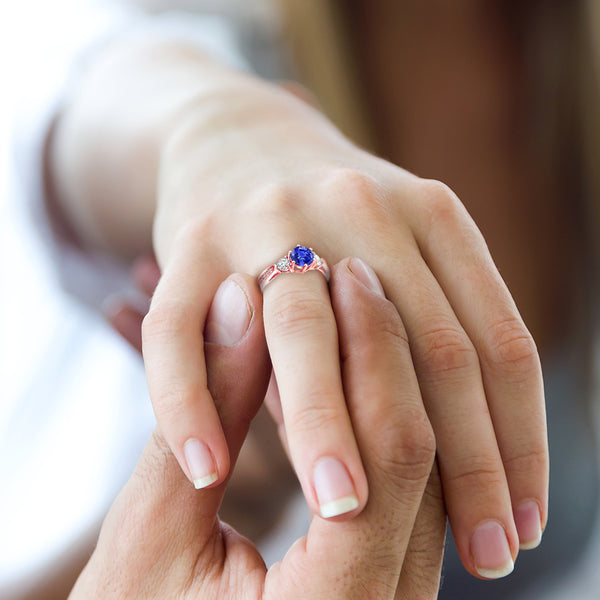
[142,239,232,490]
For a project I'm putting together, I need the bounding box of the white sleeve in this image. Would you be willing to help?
[11,2,259,311]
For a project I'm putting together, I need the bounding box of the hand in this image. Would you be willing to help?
[140,78,547,579]
[77,261,445,600]
[106,255,161,354]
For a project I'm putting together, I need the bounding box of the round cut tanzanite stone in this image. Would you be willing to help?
[290,245,314,267]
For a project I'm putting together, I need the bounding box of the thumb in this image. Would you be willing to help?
[96,273,269,569]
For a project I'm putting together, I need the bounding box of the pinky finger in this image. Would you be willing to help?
[105,299,144,354]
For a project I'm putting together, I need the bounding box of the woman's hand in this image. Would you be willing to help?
[142,77,547,578]
[77,261,445,600]
[51,39,547,579]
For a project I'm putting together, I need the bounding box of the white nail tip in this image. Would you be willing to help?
[319,495,359,518]
[520,535,542,550]
[193,472,218,489]
[476,559,515,580]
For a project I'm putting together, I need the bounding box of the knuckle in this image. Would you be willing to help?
[247,181,300,221]
[142,302,197,343]
[321,167,392,221]
[173,214,215,246]
[502,445,548,477]
[416,323,478,379]
[342,302,409,364]
[288,400,343,436]
[377,412,436,484]
[367,303,410,347]
[322,167,379,198]
[267,288,331,339]
[419,179,462,222]
[162,214,219,261]
[444,457,506,494]
[417,178,484,251]
[399,416,437,470]
[151,385,194,423]
[483,318,540,376]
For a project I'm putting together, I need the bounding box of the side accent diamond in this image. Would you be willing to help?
[277,257,291,271]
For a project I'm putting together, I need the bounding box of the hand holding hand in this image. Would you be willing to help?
[85,260,445,599]
[140,78,547,578]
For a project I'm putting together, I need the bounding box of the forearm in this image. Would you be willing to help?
[48,33,349,260]
[48,33,253,258]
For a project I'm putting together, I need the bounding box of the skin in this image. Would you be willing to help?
[72,263,446,600]
[49,32,548,578]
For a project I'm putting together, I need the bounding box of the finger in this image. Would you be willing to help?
[142,241,235,490]
[395,461,446,600]
[132,254,161,297]
[263,263,368,521]
[264,370,284,429]
[264,370,292,460]
[366,240,520,579]
[408,181,547,549]
[269,259,436,600]
[106,301,144,353]
[100,273,270,563]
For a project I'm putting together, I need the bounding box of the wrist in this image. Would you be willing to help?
[162,75,349,167]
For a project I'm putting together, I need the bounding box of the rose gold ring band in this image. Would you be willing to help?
[258,245,330,292]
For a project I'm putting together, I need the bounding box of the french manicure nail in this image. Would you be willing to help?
[313,456,359,518]
[184,438,218,489]
[515,501,543,550]
[349,258,385,297]
[204,279,252,346]
[471,521,514,579]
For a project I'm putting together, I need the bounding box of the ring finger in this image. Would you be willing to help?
[262,248,368,520]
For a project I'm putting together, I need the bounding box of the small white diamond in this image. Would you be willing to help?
[277,257,291,271]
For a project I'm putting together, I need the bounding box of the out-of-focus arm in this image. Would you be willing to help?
[48,30,256,260]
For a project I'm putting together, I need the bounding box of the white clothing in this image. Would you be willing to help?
[0,1,292,595]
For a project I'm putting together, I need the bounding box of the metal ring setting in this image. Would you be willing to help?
[258,245,330,292]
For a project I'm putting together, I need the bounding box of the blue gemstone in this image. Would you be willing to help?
[290,245,314,267]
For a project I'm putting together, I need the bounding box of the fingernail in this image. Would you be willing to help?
[205,279,252,346]
[184,438,218,489]
[348,258,385,297]
[471,521,514,579]
[515,501,543,550]
[313,456,359,518]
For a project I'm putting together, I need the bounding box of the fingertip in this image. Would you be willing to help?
[514,500,544,550]
[347,257,386,297]
[204,278,253,346]
[204,272,265,346]
[331,257,388,305]
[183,438,221,490]
[312,456,366,520]
[467,519,519,580]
